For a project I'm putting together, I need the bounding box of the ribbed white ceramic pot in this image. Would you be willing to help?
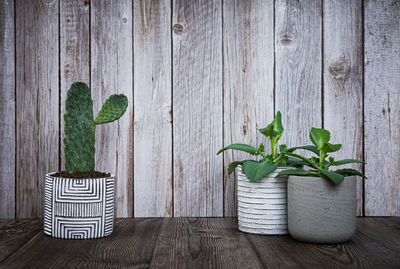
[236,167,289,235]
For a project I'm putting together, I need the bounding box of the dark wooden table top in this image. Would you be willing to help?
[0,218,399,268]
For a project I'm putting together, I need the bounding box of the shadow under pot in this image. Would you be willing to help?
[288,176,357,243]
[43,173,115,239]
[236,167,289,235]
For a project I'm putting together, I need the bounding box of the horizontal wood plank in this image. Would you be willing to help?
[0,219,163,268]
[150,218,263,268]
[0,220,42,263]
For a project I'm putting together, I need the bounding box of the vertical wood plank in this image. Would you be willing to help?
[323,0,363,215]
[91,0,134,217]
[173,0,223,216]
[133,0,172,217]
[60,0,90,170]
[222,0,274,216]
[16,0,59,218]
[0,0,15,218]
[364,0,400,216]
[275,0,322,148]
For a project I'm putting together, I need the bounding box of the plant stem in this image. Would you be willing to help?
[271,139,276,159]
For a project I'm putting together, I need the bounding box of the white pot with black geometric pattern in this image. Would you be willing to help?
[43,173,114,239]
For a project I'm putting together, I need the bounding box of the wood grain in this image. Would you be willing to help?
[222,0,274,217]
[0,0,15,218]
[247,217,400,268]
[0,219,163,268]
[133,0,173,217]
[323,0,363,215]
[275,0,322,149]
[172,0,223,217]
[150,218,263,268]
[364,0,400,216]
[91,0,134,217]
[16,0,59,218]
[60,0,91,170]
[0,220,41,263]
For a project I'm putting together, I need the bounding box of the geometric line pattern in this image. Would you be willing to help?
[43,174,114,239]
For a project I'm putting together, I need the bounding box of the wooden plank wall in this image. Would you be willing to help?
[0,0,399,218]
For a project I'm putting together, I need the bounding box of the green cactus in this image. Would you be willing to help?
[64,82,128,173]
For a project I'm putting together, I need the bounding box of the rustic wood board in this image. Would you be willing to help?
[274,0,322,148]
[247,217,400,268]
[16,0,59,218]
[60,0,91,170]
[1,218,399,268]
[222,0,274,217]
[172,0,223,217]
[323,0,364,215]
[150,218,263,268]
[91,0,134,217]
[0,219,42,263]
[364,0,400,216]
[0,0,15,218]
[0,219,163,268]
[133,0,173,217]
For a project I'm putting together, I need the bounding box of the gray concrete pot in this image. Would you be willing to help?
[288,175,356,243]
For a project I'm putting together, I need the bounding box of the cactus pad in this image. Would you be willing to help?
[94,94,128,125]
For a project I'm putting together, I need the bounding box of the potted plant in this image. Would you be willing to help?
[217,112,303,235]
[44,82,128,239]
[279,127,366,243]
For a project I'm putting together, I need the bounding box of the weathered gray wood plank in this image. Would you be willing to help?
[172,0,223,216]
[275,0,322,148]
[323,0,363,215]
[133,0,173,217]
[16,0,59,218]
[91,0,134,217]
[0,0,15,218]
[60,0,91,170]
[364,0,400,216]
[0,219,163,268]
[222,0,274,217]
[150,218,263,268]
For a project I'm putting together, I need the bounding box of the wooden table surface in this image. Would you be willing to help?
[0,218,399,268]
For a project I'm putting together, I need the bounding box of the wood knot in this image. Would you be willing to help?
[328,58,350,81]
[84,0,90,6]
[279,29,295,45]
[173,24,183,34]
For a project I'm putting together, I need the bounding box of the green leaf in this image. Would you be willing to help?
[334,169,367,178]
[279,144,287,153]
[287,145,319,155]
[322,143,342,153]
[320,169,344,185]
[242,161,277,182]
[94,94,128,125]
[333,159,364,166]
[217,144,258,155]
[285,156,309,167]
[278,169,317,177]
[309,127,331,150]
[259,111,284,139]
[227,161,244,174]
[257,143,265,154]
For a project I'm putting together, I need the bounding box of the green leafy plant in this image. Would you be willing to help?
[64,82,128,173]
[279,127,366,185]
[217,111,302,182]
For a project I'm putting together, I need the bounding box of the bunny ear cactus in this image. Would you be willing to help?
[64,82,128,173]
